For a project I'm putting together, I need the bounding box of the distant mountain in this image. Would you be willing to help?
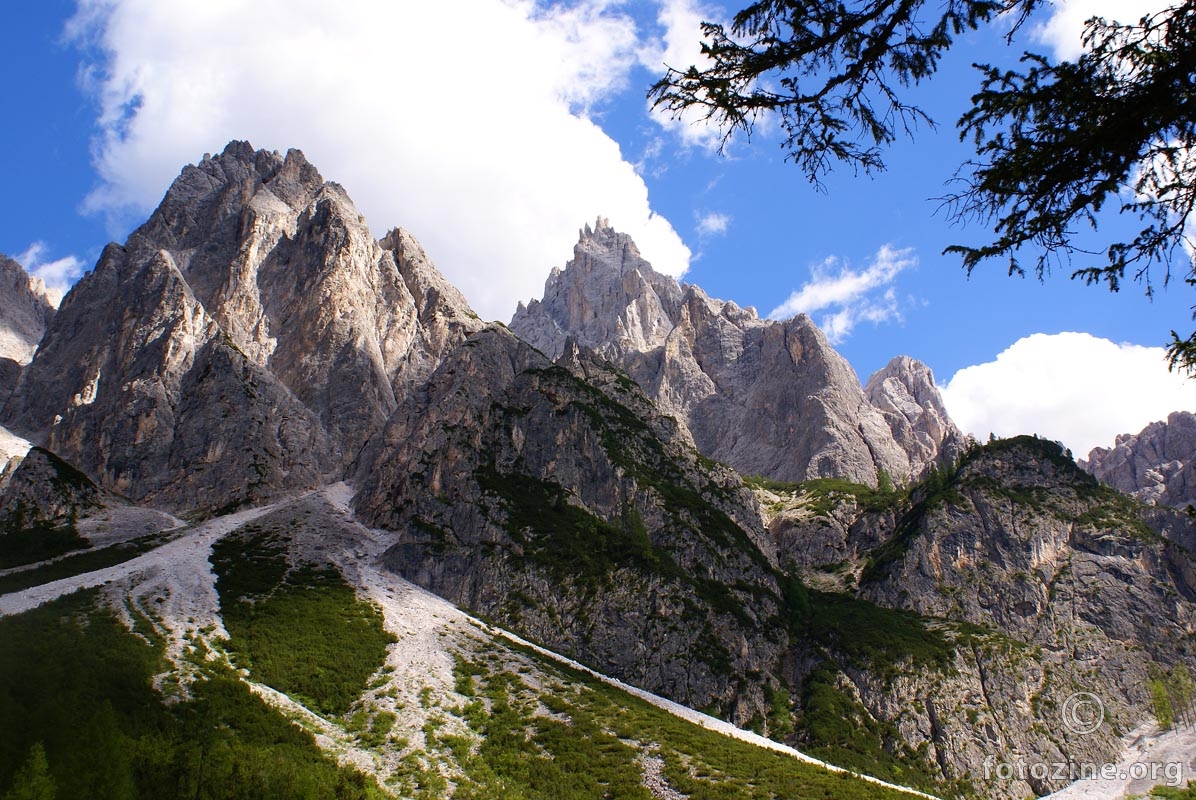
[2,142,480,513]
[1083,411,1196,508]
[511,218,961,486]
[0,255,56,399]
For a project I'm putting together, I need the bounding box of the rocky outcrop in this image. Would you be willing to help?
[2,142,480,512]
[865,355,965,471]
[767,435,1196,796]
[0,446,112,528]
[1083,411,1196,508]
[511,219,956,486]
[0,255,56,399]
[356,325,786,721]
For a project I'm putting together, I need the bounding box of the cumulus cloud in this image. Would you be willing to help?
[1033,0,1172,60]
[640,0,727,151]
[65,0,691,321]
[768,245,915,343]
[15,242,85,307]
[696,211,730,236]
[939,332,1196,458]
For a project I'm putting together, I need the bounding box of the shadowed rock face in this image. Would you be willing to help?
[512,219,958,486]
[355,325,786,721]
[0,446,112,528]
[2,141,480,512]
[1083,411,1196,508]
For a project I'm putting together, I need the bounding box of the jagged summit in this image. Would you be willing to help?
[1083,410,1196,507]
[0,255,56,399]
[511,219,957,485]
[2,141,481,512]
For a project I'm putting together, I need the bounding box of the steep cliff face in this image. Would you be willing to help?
[511,219,956,486]
[865,355,965,470]
[764,436,1196,796]
[1083,410,1196,508]
[2,142,479,512]
[0,255,56,399]
[355,325,786,721]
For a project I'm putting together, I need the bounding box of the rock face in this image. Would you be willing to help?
[0,447,112,528]
[865,355,965,470]
[0,255,56,399]
[511,219,957,486]
[2,141,480,512]
[767,435,1196,797]
[356,325,786,720]
[1083,411,1196,508]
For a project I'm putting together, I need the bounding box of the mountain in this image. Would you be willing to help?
[3,143,1194,800]
[355,325,786,721]
[2,142,480,513]
[1083,411,1196,508]
[511,218,960,486]
[0,255,56,399]
[759,435,1196,797]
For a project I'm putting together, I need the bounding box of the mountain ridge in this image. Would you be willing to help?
[2,142,1194,799]
[511,217,962,487]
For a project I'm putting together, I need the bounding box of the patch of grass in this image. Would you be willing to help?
[476,465,676,588]
[0,534,165,595]
[479,645,931,800]
[804,590,956,675]
[211,530,395,717]
[0,589,385,799]
[795,666,942,793]
[0,522,89,569]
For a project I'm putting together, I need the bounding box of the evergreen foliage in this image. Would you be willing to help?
[211,529,395,717]
[0,590,385,799]
[650,0,1196,370]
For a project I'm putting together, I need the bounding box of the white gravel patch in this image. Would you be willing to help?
[0,496,300,619]
[1046,721,1196,799]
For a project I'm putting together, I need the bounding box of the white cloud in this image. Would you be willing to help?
[65,0,692,321]
[15,242,84,307]
[696,211,730,236]
[939,332,1196,458]
[1033,0,1172,60]
[640,0,726,151]
[768,245,915,343]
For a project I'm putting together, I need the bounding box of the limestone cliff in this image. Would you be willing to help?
[0,255,56,399]
[511,219,956,486]
[356,325,786,721]
[2,142,480,512]
[762,436,1196,797]
[1083,410,1196,508]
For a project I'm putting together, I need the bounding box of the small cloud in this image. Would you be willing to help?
[15,242,85,307]
[696,211,730,237]
[1032,0,1170,61]
[768,245,915,343]
[939,332,1196,457]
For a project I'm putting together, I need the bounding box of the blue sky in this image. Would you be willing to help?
[3,0,1195,456]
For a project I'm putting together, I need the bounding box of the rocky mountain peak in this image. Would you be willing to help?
[865,355,964,470]
[512,216,682,360]
[511,221,959,485]
[3,141,480,512]
[0,255,57,400]
[1083,410,1196,507]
